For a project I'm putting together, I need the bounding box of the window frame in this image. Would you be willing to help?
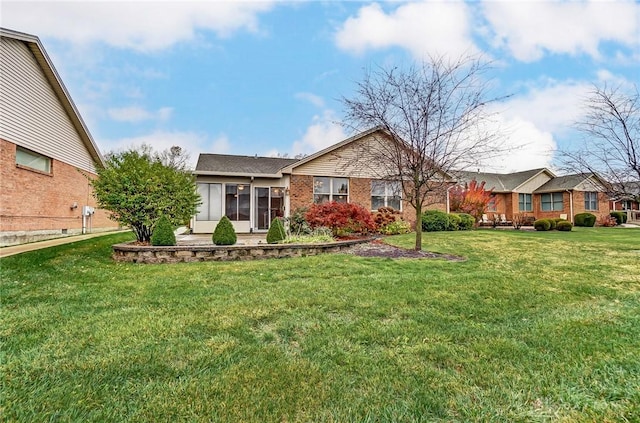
[195,183,222,221]
[518,193,533,212]
[15,146,52,174]
[541,192,564,211]
[313,177,349,204]
[371,180,402,211]
[584,191,599,211]
[225,183,251,221]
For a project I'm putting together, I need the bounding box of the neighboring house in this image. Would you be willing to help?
[0,28,116,246]
[455,168,556,221]
[456,169,610,223]
[193,128,449,233]
[609,181,640,212]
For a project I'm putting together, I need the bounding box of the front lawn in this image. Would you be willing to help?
[1,228,639,421]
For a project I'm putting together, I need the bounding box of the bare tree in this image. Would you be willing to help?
[342,55,506,250]
[563,84,639,201]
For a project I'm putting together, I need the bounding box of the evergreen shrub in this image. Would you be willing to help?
[447,213,462,231]
[421,210,449,232]
[574,213,596,227]
[610,211,627,225]
[557,221,573,231]
[548,218,557,230]
[212,216,237,245]
[266,217,286,244]
[150,215,176,246]
[534,219,551,231]
[456,213,475,230]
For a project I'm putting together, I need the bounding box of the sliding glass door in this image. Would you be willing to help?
[255,187,285,230]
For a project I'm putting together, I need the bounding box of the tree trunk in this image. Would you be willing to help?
[414,203,422,251]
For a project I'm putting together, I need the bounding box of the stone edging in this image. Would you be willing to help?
[112,238,373,263]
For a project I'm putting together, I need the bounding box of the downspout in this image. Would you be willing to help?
[566,190,574,223]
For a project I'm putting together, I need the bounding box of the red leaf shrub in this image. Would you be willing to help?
[597,215,617,227]
[372,207,402,229]
[306,201,377,236]
[450,179,497,223]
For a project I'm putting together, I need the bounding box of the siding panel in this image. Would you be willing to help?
[0,37,96,173]
[517,172,552,193]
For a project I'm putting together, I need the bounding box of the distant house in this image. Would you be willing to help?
[609,181,640,212]
[456,169,611,223]
[193,128,449,233]
[0,28,116,246]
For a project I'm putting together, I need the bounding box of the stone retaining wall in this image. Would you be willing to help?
[112,238,372,263]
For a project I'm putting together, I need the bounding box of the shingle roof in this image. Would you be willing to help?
[195,154,299,176]
[455,168,549,192]
[534,173,596,192]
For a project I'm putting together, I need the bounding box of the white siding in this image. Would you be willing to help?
[0,37,96,173]
[576,178,604,192]
[517,172,553,193]
[292,134,391,178]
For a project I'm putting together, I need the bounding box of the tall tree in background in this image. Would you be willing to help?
[91,146,200,243]
[342,54,506,250]
[563,84,639,201]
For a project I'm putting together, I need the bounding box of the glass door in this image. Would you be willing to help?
[254,187,285,230]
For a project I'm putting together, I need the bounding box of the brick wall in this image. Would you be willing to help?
[1,139,116,244]
[288,174,446,230]
[533,190,609,222]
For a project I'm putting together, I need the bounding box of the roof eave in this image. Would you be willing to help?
[1,28,106,169]
[194,170,285,179]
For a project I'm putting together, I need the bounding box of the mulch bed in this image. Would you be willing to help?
[344,239,464,261]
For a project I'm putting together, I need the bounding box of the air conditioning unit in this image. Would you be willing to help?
[82,206,95,216]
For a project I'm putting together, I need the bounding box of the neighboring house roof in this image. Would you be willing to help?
[609,181,640,200]
[0,27,104,169]
[280,126,384,174]
[195,154,299,178]
[455,168,553,192]
[534,173,607,193]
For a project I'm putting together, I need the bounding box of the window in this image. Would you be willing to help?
[16,147,51,173]
[541,193,564,211]
[225,184,250,221]
[313,177,348,204]
[196,183,222,221]
[584,191,598,211]
[487,195,497,212]
[371,180,401,210]
[518,193,532,212]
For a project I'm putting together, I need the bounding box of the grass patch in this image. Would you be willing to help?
[1,228,639,421]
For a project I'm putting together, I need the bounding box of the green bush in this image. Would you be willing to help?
[150,215,176,246]
[610,211,627,225]
[557,221,573,231]
[456,213,475,231]
[547,219,557,230]
[447,213,462,231]
[534,219,551,231]
[421,210,449,232]
[212,216,237,245]
[574,213,596,227]
[266,217,286,244]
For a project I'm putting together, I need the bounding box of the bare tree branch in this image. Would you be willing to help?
[341,54,508,250]
[561,84,639,201]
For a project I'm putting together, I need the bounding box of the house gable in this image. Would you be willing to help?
[0,28,103,173]
[513,169,556,193]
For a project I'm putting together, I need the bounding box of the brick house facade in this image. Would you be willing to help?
[0,29,116,246]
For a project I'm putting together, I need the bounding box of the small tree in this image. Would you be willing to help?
[91,147,200,243]
[266,217,286,244]
[449,179,496,224]
[150,215,176,246]
[212,216,237,245]
[342,54,506,250]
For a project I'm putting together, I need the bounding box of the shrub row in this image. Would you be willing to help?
[421,210,475,232]
[534,218,573,232]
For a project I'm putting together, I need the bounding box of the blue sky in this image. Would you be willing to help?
[3,1,639,172]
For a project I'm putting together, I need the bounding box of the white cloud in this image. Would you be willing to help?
[208,135,231,155]
[292,110,347,156]
[335,1,478,59]
[2,1,276,52]
[476,115,557,173]
[107,106,173,123]
[295,92,325,108]
[499,81,591,134]
[482,0,640,62]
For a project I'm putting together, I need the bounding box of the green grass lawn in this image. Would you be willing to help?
[1,228,639,422]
